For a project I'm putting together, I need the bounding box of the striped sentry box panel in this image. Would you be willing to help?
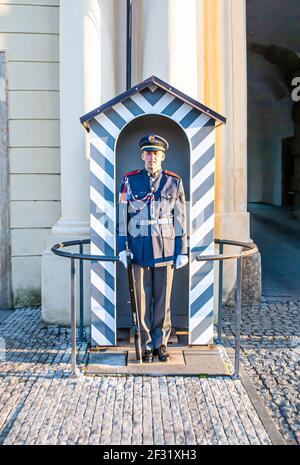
[87,81,220,347]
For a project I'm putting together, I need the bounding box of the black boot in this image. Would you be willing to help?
[142,349,153,363]
[153,345,170,362]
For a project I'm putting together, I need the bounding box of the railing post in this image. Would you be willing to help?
[79,242,84,342]
[71,257,80,378]
[233,256,242,379]
[216,242,224,344]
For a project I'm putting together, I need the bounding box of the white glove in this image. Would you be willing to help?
[175,254,189,270]
[119,250,133,269]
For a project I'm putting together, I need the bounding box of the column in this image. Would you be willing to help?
[141,0,200,99]
[204,0,259,302]
[41,0,116,325]
[0,51,12,310]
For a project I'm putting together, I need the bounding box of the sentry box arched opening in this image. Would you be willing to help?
[80,75,226,348]
[116,114,190,334]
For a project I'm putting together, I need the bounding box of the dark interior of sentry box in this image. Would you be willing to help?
[115,114,191,331]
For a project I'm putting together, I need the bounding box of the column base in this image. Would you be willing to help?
[41,219,91,326]
[225,250,262,306]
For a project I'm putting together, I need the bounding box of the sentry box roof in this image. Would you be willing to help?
[80,75,226,131]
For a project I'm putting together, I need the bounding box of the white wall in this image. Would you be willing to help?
[0,0,60,306]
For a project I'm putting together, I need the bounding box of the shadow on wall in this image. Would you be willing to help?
[249,42,300,210]
[247,0,300,209]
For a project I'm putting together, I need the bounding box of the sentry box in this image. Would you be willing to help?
[80,75,226,348]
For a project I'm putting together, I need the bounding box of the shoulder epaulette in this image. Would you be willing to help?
[164,170,181,180]
[123,169,142,177]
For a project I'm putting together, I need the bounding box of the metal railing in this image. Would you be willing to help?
[51,238,258,378]
[196,239,258,379]
[52,239,120,377]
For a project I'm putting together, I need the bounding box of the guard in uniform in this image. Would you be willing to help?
[117,134,188,363]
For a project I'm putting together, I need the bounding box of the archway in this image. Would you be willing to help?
[247,0,300,297]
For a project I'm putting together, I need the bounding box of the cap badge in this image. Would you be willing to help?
[149,135,155,143]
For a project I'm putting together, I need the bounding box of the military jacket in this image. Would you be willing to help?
[117,168,188,267]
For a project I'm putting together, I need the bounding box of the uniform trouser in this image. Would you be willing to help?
[132,264,175,351]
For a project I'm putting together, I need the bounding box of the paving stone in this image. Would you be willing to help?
[120,377,134,445]
[220,380,250,445]
[85,377,110,445]
[166,377,186,445]
[182,377,207,445]
[111,377,127,445]
[201,378,228,445]
[0,306,282,445]
[158,377,175,445]
[174,377,197,445]
[150,377,164,445]
[209,378,239,445]
[99,377,118,445]
[142,377,153,445]
[223,299,300,444]
[192,378,219,445]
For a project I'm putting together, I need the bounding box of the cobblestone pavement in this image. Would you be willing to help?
[223,299,300,445]
[0,308,273,445]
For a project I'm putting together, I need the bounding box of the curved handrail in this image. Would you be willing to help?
[196,239,258,262]
[51,240,120,262]
[51,238,259,379]
[51,238,258,262]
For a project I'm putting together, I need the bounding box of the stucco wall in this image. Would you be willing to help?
[0,0,252,313]
[0,0,60,306]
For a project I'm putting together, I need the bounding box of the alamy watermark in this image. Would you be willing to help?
[95,199,210,242]
[291,77,300,102]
